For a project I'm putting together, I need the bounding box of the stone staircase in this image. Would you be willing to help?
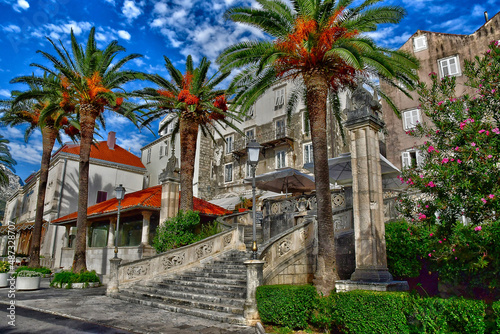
[112,250,251,324]
[243,224,263,251]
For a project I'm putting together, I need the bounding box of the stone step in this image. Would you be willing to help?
[119,289,244,315]
[173,274,246,286]
[159,278,245,292]
[183,271,246,280]
[141,281,246,299]
[112,292,247,325]
[130,285,246,306]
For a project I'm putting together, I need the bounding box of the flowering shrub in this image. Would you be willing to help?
[397,41,500,230]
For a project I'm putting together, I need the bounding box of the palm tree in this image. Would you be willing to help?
[218,0,418,294]
[31,27,143,272]
[136,55,241,211]
[0,135,16,187]
[1,74,78,268]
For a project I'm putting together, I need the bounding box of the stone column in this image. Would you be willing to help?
[344,86,392,283]
[64,225,71,247]
[141,211,152,245]
[159,151,180,224]
[244,260,265,326]
[108,218,117,247]
[106,257,122,295]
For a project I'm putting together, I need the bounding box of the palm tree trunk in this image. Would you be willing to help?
[179,116,198,211]
[72,105,98,273]
[29,127,57,268]
[304,72,339,295]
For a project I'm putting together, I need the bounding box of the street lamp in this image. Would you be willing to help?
[246,139,262,260]
[114,184,126,258]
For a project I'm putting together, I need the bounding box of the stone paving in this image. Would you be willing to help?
[0,279,256,334]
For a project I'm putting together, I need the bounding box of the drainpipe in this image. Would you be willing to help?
[56,158,68,266]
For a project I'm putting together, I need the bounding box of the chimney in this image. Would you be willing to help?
[485,11,489,22]
[107,131,116,150]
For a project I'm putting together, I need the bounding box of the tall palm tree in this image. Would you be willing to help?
[31,27,143,272]
[218,0,418,294]
[136,55,241,211]
[1,74,78,268]
[0,135,16,187]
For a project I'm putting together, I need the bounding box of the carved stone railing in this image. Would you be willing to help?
[116,226,246,286]
[258,219,317,285]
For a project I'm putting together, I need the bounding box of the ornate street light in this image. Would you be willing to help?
[246,139,262,260]
[114,184,126,258]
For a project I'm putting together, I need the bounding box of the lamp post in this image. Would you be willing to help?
[246,139,262,260]
[114,184,126,258]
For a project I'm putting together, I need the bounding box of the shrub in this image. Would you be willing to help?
[492,301,500,334]
[50,270,100,288]
[0,261,10,273]
[15,266,51,276]
[13,270,42,278]
[410,296,486,334]
[256,285,318,329]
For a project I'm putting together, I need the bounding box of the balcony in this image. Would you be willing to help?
[231,126,295,156]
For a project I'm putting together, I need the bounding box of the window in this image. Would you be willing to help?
[225,135,234,154]
[210,162,216,180]
[276,150,286,169]
[304,143,313,164]
[302,111,310,135]
[413,35,427,52]
[245,105,255,120]
[403,109,421,130]
[276,119,286,139]
[166,122,174,135]
[439,56,461,77]
[96,191,107,204]
[245,128,255,145]
[274,87,285,111]
[159,145,163,157]
[88,222,109,247]
[224,163,233,183]
[402,150,423,169]
[146,148,151,163]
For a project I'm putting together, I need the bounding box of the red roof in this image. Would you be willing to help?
[55,141,145,169]
[52,185,231,224]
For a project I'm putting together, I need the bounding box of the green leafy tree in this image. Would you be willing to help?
[398,41,500,230]
[31,27,143,272]
[218,0,418,293]
[1,73,78,268]
[0,134,16,187]
[135,55,241,211]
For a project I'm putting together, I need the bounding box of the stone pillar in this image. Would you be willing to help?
[344,86,392,283]
[159,150,180,224]
[64,225,71,247]
[244,260,265,326]
[108,218,117,247]
[106,257,122,295]
[141,211,152,245]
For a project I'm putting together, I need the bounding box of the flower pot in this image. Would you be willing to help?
[16,276,41,290]
[0,273,9,288]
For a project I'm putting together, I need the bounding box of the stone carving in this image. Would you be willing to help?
[281,200,292,212]
[278,238,291,257]
[223,233,233,247]
[296,197,308,212]
[159,147,179,181]
[195,241,214,259]
[270,202,280,215]
[126,264,149,279]
[162,252,185,270]
[334,217,351,232]
[331,193,345,208]
[299,228,309,245]
[308,197,317,210]
[262,252,269,270]
[348,84,381,113]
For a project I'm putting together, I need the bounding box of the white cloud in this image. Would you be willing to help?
[103,0,115,5]
[122,0,143,22]
[0,89,11,97]
[0,127,24,140]
[154,2,168,15]
[365,27,411,49]
[472,4,485,17]
[116,133,148,155]
[117,30,131,40]
[7,141,43,165]
[13,0,29,12]
[2,25,21,33]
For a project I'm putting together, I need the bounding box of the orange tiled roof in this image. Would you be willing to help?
[52,185,231,224]
[55,141,145,169]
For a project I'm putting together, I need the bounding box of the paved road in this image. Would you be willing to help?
[0,306,134,334]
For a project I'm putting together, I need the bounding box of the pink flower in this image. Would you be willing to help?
[474,226,482,231]
[420,175,424,179]
[452,249,455,252]
[455,257,458,260]
[481,198,487,204]
[493,89,496,93]
[492,128,500,134]
[437,101,444,106]
[428,146,435,153]
[429,233,433,237]
[439,240,442,244]
[441,158,449,164]
[476,148,480,151]
[418,213,427,220]
[457,159,462,164]
[427,181,436,187]
[471,142,476,147]
[488,155,493,159]
[425,205,429,208]
[428,253,432,257]
[454,146,459,151]
[479,129,486,134]
[488,194,494,199]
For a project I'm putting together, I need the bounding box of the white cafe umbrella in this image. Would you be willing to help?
[243,167,315,194]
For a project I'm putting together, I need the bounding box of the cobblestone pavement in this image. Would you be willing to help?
[0,279,256,334]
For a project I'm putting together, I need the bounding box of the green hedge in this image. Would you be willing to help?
[256,285,489,333]
[50,270,100,288]
[493,301,500,334]
[15,266,52,275]
[256,284,317,329]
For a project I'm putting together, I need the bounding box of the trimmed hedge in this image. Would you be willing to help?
[15,266,51,276]
[50,270,100,288]
[493,301,500,333]
[256,284,317,329]
[256,285,490,333]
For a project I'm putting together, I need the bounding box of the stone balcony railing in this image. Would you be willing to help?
[232,126,295,155]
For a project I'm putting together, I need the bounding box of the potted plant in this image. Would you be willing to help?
[14,270,42,290]
[0,261,10,288]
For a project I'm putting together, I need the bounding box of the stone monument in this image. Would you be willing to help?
[335,85,408,292]
[159,147,180,224]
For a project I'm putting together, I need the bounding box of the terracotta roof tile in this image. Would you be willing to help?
[55,141,145,169]
[52,186,231,224]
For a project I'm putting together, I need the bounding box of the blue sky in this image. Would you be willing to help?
[0,0,497,181]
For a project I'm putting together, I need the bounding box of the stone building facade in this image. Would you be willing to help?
[381,12,500,170]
